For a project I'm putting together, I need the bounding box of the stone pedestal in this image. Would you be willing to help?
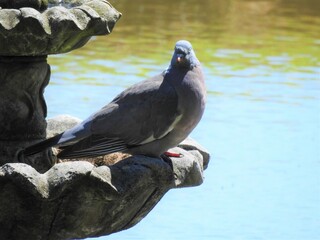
[0,56,53,172]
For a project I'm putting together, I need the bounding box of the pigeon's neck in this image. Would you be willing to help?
[164,65,205,93]
[164,62,199,75]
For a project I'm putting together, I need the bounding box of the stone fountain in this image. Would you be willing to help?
[0,0,210,239]
[0,0,121,171]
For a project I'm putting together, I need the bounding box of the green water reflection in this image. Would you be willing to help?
[49,0,320,78]
[46,0,320,239]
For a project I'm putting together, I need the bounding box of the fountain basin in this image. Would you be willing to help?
[0,0,121,56]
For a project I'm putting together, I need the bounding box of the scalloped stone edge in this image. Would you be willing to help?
[0,0,121,55]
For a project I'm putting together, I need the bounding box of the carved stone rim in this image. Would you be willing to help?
[0,0,121,56]
[0,146,208,239]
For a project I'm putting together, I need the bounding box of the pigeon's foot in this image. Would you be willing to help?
[164,151,183,158]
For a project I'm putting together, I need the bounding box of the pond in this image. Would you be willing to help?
[46,0,320,239]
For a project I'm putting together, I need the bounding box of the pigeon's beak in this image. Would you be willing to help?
[176,54,185,63]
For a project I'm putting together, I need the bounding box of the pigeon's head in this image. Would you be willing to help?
[171,40,200,69]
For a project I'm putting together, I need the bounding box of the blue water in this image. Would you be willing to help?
[47,63,320,240]
[46,0,320,239]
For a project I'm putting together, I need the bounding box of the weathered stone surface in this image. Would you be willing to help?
[165,147,205,188]
[0,0,48,11]
[46,114,81,138]
[0,56,53,172]
[0,0,121,56]
[0,155,198,239]
[0,57,49,140]
[179,137,210,169]
[0,114,210,239]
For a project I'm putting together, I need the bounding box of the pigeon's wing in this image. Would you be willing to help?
[57,73,180,159]
[58,74,179,158]
[92,73,181,145]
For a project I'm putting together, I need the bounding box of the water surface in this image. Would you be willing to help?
[47,0,320,239]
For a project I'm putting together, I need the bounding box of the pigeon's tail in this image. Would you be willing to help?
[23,133,63,156]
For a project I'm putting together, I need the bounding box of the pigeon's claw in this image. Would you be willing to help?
[164,151,183,158]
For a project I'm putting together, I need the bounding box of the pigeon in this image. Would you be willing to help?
[23,40,206,159]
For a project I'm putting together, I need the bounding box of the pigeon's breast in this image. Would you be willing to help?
[171,66,206,138]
